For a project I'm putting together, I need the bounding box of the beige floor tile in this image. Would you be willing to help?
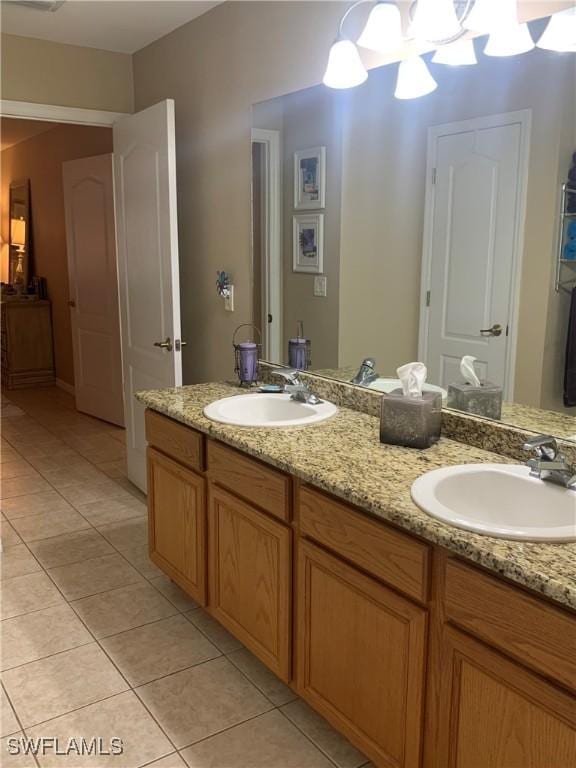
[0,520,22,547]
[74,496,146,526]
[227,648,298,707]
[145,754,187,768]
[1,490,73,521]
[10,507,91,543]
[39,465,110,490]
[281,699,368,768]
[180,709,335,768]
[1,475,52,500]
[0,460,37,480]
[27,529,114,569]
[119,545,163,579]
[58,480,133,507]
[1,687,20,737]
[0,448,22,465]
[185,609,243,654]
[1,571,64,620]
[79,444,126,464]
[71,581,178,638]
[97,518,148,550]
[27,691,172,768]
[1,733,38,767]
[94,460,127,479]
[1,603,93,671]
[26,453,92,473]
[0,543,41,581]
[102,614,220,686]
[16,443,79,461]
[136,656,271,749]
[113,477,147,504]
[47,553,143,600]
[2,644,128,728]
[149,576,198,612]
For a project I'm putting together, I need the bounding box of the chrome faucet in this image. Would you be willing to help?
[272,369,323,405]
[523,435,576,490]
[350,357,379,387]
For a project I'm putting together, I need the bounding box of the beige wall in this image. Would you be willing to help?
[338,48,575,409]
[1,124,113,385]
[1,34,133,113]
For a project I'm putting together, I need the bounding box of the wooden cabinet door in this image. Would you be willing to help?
[208,485,291,681]
[147,447,206,604]
[297,540,427,768]
[436,627,576,768]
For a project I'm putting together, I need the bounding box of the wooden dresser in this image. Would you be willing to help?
[1,300,55,389]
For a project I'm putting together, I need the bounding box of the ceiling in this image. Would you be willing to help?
[1,1,221,54]
[0,117,56,150]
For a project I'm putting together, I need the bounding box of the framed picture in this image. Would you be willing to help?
[294,146,326,209]
[293,214,324,274]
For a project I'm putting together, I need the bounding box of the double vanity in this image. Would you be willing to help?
[137,382,575,768]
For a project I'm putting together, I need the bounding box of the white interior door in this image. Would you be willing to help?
[420,112,529,397]
[114,99,182,492]
[63,154,124,427]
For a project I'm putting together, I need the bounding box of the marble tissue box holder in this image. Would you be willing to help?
[447,381,503,420]
[380,391,442,449]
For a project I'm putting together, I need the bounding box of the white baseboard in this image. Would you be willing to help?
[55,379,75,396]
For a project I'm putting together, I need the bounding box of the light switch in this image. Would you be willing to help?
[314,276,327,297]
[224,285,235,311]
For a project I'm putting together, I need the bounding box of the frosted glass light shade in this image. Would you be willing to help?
[484,23,535,57]
[323,39,368,89]
[464,0,517,33]
[10,218,26,248]
[537,9,576,53]
[357,1,403,53]
[432,39,477,65]
[395,56,438,99]
[409,0,462,42]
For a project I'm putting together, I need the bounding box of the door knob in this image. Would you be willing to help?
[68,300,76,308]
[153,337,173,351]
[480,323,503,337]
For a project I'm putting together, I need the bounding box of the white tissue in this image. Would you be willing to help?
[461,356,481,387]
[397,362,427,399]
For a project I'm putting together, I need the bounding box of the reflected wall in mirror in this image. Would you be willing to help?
[251,21,576,441]
[9,178,31,289]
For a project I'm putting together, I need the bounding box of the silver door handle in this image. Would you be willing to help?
[153,337,173,351]
[480,324,503,337]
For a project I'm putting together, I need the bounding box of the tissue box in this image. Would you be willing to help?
[380,391,442,449]
[447,381,502,420]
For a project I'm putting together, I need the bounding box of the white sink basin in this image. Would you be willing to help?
[368,378,448,401]
[411,464,576,542]
[203,393,337,428]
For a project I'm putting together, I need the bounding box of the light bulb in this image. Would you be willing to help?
[484,23,535,57]
[394,56,438,99]
[357,1,403,53]
[464,0,518,34]
[537,8,576,53]
[409,0,462,43]
[323,39,368,89]
[432,39,477,65]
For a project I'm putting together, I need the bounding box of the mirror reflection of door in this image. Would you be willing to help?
[419,111,530,400]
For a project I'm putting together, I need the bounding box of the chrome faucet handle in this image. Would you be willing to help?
[523,435,559,462]
[272,368,302,386]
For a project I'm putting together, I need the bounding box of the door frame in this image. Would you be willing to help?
[251,128,282,362]
[417,109,531,400]
[0,100,129,126]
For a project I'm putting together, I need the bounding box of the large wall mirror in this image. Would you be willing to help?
[251,15,576,442]
[9,178,31,288]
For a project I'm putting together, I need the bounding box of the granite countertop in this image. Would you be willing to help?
[136,382,576,611]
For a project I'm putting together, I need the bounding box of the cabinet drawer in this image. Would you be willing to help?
[207,440,290,522]
[145,409,204,472]
[444,558,576,691]
[298,486,430,603]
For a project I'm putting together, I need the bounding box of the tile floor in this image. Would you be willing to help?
[1,387,370,768]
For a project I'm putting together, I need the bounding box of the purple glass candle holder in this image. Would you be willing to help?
[288,338,310,370]
[237,342,259,385]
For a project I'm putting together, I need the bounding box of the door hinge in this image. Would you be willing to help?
[431,168,437,185]
[426,290,431,307]
[506,325,509,337]
[267,313,273,323]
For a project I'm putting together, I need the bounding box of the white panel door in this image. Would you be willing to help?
[114,99,183,492]
[421,113,529,396]
[63,154,124,427]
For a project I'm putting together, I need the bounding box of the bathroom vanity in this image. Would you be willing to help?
[139,384,575,768]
